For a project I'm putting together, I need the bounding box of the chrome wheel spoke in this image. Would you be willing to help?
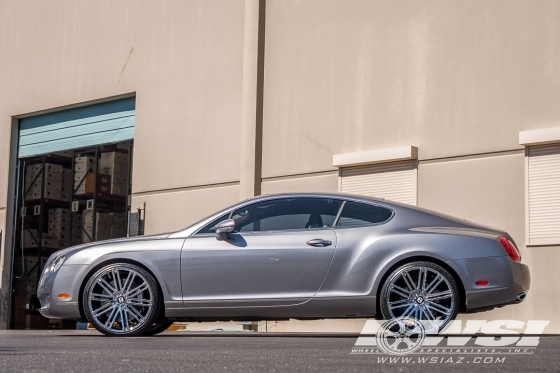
[402,272,417,292]
[91,292,113,299]
[415,306,422,320]
[104,306,120,328]
[98,278,116,295]
[121,271,133,293]
[426,290,452,302]
[417,268,427,292]
[113,269,122,292]
[390,286,410,299]
[393,284,412,296]
[125,273,137,293]
[128,299,152,307]
[127,283,149,298]
[400,305,415,318]
[127,304,146,323]
[423,306,442,332]
[426,301,451,316]
[90,296,113,302]
[120,306,130,331]
[93,303,114,317]
[90,293,113,302]
[388,299,410,310]
[423,305,437,321]
[425,275,443,295]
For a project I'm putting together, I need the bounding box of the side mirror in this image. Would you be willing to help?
[215,219,235,241]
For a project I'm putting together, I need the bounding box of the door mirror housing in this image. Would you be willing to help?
[215,219,235,241]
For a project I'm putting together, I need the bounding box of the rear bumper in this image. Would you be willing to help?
[448,257,530,312]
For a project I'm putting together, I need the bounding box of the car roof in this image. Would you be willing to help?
[241,192,399,209]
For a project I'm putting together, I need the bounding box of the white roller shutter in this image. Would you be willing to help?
[340,161,417,205]
[527,143,560,245]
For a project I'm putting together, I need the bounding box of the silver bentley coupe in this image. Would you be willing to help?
[38,193,530,336]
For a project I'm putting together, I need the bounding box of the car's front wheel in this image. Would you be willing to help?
[379,261,459,333]
[143,321,174,336]
[83,263,161,336]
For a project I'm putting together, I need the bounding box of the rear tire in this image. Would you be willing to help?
[379,261,459,333]
[83,263,161,337]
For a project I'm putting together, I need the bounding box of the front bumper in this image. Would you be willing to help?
[37,264,89,321]
[449,256,531,312]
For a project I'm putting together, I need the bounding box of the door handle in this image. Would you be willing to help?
[306,239,332,247]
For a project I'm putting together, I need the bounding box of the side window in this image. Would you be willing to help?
[336,201,393,227]
[196,213,231,234]
[231,198,342,233]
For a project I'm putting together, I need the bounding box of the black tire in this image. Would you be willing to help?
[83,263,162,337]
[379,261,459,333]
[142,321,174,336]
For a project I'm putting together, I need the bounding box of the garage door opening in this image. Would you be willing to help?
[10,98,135,330]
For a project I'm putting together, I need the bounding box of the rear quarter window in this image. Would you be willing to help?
[336,201,393,227]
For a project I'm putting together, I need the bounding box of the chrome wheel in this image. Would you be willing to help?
[84,264,160,336]
[380,261,459,333]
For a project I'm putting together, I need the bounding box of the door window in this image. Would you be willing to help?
[231,198,342,233]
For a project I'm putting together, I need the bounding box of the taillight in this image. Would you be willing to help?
[499,237,521,262]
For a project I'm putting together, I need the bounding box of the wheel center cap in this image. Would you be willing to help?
[416,296,424,304]
[117,296,125,304]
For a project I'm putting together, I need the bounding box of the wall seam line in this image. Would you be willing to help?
[132,181,240,197]
[419,149,524,165]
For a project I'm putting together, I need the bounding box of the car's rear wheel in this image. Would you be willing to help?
[83,263,161,336]
[379,261,459,333]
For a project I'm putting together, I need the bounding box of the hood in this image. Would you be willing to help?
[53,232,172,258]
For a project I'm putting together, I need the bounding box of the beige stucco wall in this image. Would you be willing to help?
[131,185,240,235]
[0,0,246,198]
[418,153,526,254]
[0,119,12,212]
[262,0,560,178]
[261,172,338,195]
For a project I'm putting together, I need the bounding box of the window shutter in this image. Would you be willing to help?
[340,161,417,205]
[527,144,560,245]
[19,98,135,158]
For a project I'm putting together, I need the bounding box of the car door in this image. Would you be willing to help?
[180,197,342,308]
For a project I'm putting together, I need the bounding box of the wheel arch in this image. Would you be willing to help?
[77,258,166,323]
[374,255,467,316]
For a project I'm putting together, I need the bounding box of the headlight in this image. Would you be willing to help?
[50,255,66,273]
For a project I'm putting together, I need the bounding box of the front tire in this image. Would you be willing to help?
[379,261,459,333]
[143,321,174,336]
[83,263,161,337]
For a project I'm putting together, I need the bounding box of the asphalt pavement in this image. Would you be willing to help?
[0,330,559,372]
